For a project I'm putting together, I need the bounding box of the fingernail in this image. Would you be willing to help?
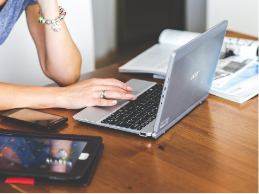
[111,100,117,104]
[126,94,137,99]
[127,86,133,91]
[126,94,133,98]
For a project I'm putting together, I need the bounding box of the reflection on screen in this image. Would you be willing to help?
[8,109,62,126]
[0,135,87,173]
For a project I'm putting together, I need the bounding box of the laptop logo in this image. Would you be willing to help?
[190,70,200,80]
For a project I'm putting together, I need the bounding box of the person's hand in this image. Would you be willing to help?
[56,78,137,109]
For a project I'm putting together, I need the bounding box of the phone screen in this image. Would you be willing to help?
[7,109,62,126]
[0,135,87,173]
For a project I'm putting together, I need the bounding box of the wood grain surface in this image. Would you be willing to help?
[0,32,258,193]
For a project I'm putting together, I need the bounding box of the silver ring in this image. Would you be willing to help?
[100,90,106,99]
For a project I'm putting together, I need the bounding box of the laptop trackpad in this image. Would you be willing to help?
[73,78,156,122]
[73,91,140,122]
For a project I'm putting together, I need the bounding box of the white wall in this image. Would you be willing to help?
[0,0,94,86]
[207,0,258,37]
[185,0,207,33]
[92,0,117,59]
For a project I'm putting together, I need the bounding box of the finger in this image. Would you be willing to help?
[90,99,117,106]
[89,85,127,93]
[92,78,133,92]
[94,90,137,100]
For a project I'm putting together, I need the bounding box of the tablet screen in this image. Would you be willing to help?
[0,135,88,173]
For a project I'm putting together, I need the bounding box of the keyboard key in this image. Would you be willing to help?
[100,84,163,130]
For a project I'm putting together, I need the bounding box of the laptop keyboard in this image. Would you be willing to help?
[101,84,163,130]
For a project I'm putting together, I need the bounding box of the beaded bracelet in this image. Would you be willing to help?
[38,6,66,32]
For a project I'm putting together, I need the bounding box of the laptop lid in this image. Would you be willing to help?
[153,20,228,138]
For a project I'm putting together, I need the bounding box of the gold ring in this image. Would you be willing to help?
[100,90,106,99]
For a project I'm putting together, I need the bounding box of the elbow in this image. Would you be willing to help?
[45,66,81,87]
[43,52,82,86]
[55,72,80,87]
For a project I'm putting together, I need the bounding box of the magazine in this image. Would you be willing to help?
[212,56,257,88]
[210,62,258,103]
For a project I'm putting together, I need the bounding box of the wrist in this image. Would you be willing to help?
[15,86,62,109]
[51,87,64,109]
[37,0,59,19]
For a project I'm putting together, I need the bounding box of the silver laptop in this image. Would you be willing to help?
[74,20,228,139]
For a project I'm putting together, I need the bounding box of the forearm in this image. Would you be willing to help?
[0,78,137,111]
[26,1,82,87]
[0,82,60,111]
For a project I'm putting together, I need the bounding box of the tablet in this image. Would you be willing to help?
[0,128,102,180]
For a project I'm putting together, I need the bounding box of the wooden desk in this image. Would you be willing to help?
[0,32,258,193]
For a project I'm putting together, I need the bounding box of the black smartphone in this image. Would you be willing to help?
[0,108,68,130]
[0,128,103,180]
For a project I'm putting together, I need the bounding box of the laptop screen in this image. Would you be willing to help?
[154,21,227,135]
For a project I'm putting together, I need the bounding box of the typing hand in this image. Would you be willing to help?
[56,78,137,109]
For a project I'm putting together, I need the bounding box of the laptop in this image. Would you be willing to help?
[73,20,228,139]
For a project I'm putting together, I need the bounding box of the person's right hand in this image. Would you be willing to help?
[55,78,137,109]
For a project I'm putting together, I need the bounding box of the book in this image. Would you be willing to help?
[119,29,201,76]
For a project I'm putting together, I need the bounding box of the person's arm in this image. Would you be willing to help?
[25,1,81,86]
[0,1,136,111]
[0,78,136,111]
[0,82,58,110]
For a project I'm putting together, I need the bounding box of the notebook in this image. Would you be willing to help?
[73,20,228,139]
